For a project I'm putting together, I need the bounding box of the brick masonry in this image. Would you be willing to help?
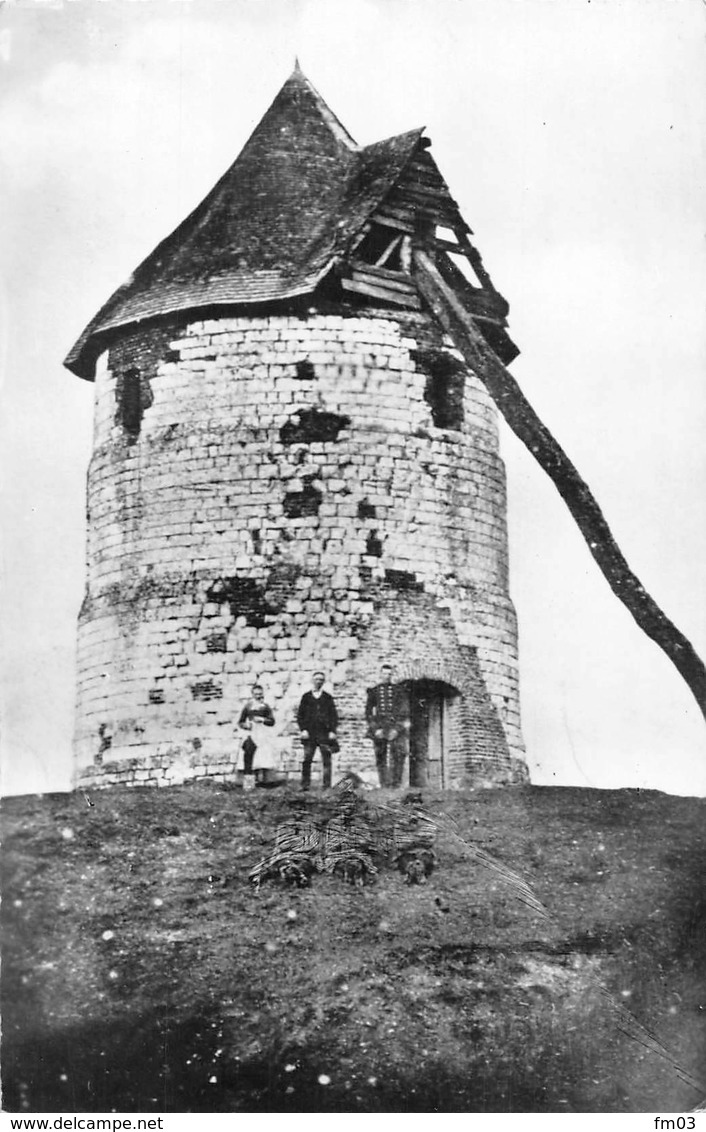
[75,311,527,789]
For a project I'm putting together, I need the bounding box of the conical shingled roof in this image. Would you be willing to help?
[65,66,426,379]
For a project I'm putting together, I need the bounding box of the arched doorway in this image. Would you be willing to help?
[404,679,459,789]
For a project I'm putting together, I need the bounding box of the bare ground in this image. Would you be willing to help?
[1,781,705,1113]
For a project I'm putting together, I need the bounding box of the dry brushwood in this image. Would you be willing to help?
[328,851,378,887]
[248,776,437,889]
[394,846,437,885]
[248,851,317,890]
[278,855,316,888]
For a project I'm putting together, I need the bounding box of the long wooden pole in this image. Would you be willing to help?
[413,248,706,724]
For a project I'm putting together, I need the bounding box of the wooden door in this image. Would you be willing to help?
[408,680,445,789]
[426,691,444,789]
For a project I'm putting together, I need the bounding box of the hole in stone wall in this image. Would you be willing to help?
[115,367,154,441]
[295,359,315,380]
[164,348,181,364]
[266,561,303,588]
[280,408,350,446]
[384,568,425,593]
[366,531,383,557]
[424,371,465,430]
[412,349,466,431]
[206,576,277,629]
[121,369,141,435]
[251,529,262,553]
[205,632,228,653]
[283,482,323,518]
[148,688,165,704]
[191,679,223,701]
[358,499,377,519]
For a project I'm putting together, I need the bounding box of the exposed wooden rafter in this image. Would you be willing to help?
[340,139,507,330]
[374,233,403,268]
[369,207,416,234]
[341,275,422,310]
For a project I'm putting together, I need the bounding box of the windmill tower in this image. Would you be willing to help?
[66,66,528,789]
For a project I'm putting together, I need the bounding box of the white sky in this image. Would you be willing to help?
[1,0,705,797]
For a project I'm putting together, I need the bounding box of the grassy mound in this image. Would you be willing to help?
[2,782,705,1112]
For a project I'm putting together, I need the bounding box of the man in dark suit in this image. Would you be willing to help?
[297,671,339,790]
[365,664,411,787]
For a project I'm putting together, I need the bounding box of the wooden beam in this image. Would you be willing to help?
[349,224,372,255]
[413,247,706,724]
[369,212,416,235]
[374,203,418,228]
[431,236,467,256]
[452,236,491,286]
[392,195,459,221]
[396,181,457,205]
[407,171,442,189]
[350,267,416,294]
[349,261,415,286]
[374,234,403,268]
[400,234,412,273]
[409,154,438,173]
[341,277,421,309]
[388,196,463,234]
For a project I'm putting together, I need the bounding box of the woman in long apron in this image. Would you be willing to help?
[238,684,277,788]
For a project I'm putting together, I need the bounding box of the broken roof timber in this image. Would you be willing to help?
[64,67,513,379]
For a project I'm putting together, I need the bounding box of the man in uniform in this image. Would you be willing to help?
[365,664,411,788]
[297,671,339,790]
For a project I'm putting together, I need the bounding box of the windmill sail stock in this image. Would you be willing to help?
[413,248,706,725]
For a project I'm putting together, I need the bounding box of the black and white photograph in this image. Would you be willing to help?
[1,0,705,1117]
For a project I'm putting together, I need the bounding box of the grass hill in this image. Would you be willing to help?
[2,781,705,1113]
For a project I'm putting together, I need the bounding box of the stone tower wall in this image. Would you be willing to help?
[75,312,525,788]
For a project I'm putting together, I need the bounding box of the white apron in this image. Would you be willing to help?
[248,718,279,770]
[236,702,280,771]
